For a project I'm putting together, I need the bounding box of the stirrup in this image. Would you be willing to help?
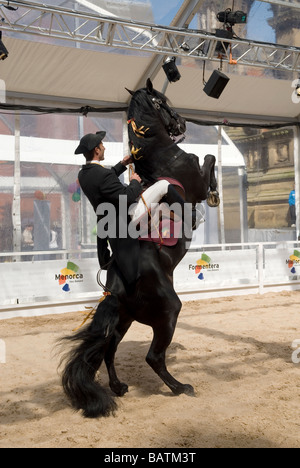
[207,190,220,207]
[192,204,205,230]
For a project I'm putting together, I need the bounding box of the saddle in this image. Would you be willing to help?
[138,178,184,247]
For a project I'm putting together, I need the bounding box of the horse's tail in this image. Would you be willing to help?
[59,294,119,418]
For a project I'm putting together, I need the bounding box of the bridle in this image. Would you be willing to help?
[150,95,185,139]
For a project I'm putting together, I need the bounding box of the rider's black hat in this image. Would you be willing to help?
[75,131,106,155]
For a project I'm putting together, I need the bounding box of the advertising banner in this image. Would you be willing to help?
[264,247,300,284]
[0,257,103,305]
[2,246,299,309]
[174,249,258,292]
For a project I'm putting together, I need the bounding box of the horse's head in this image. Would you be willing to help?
[127,79,186,140]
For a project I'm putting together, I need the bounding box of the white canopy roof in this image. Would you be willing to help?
[0,0,299,125]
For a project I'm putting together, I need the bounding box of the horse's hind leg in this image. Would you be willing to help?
[145,297,195,397]
[104,311,133,396]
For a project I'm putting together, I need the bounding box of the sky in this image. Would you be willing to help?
[150,0,183,25]
[247,1,276,43]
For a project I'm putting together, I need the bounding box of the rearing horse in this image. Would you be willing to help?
[60,79,219,418]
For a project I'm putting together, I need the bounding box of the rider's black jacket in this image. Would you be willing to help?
[78,162,143,288]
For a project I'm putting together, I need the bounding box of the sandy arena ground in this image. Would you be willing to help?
[1,290,300,448]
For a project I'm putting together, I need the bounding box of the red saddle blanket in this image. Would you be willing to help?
[139,218,183,247]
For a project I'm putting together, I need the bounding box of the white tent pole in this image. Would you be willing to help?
[218,125,225,245]
[78,115,90,245]
[12,112,22,257]
[61,192,72,257]
[161,78,169,95]
[238,167,245,244]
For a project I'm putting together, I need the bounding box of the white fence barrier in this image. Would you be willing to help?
[1,242,300,318]
[0,253,100,306]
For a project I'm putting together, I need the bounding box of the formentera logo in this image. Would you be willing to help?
[189,253,219,280]
[287,249,300,275]
[55,261,83,292]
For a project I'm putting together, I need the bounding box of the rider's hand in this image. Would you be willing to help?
[130,173,142,184]
[121,155,133,166]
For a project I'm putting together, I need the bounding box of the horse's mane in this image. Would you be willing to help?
[127,88,169,159]
[126,80,180,183]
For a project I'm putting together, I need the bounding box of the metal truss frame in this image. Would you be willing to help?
[1,0,300,73]
[259,0,300,10]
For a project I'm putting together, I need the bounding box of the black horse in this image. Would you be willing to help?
[60,79,219,418]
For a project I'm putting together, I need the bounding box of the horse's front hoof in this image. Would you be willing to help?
[207,191,220,207]
[192,205,206,230]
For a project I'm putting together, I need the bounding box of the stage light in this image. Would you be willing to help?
[0,32,8,61]
[180,42,190,52]
[162,57,181,83]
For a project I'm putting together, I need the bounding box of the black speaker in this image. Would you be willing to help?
[203,70,230,99]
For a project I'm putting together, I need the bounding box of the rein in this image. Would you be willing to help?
[150,96,183,139]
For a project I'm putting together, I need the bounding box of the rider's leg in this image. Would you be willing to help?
[129,180,191,224]
[129,180,170,223]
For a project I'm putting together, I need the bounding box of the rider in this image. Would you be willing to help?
[75,131,142,293]
[75,131,186,293]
